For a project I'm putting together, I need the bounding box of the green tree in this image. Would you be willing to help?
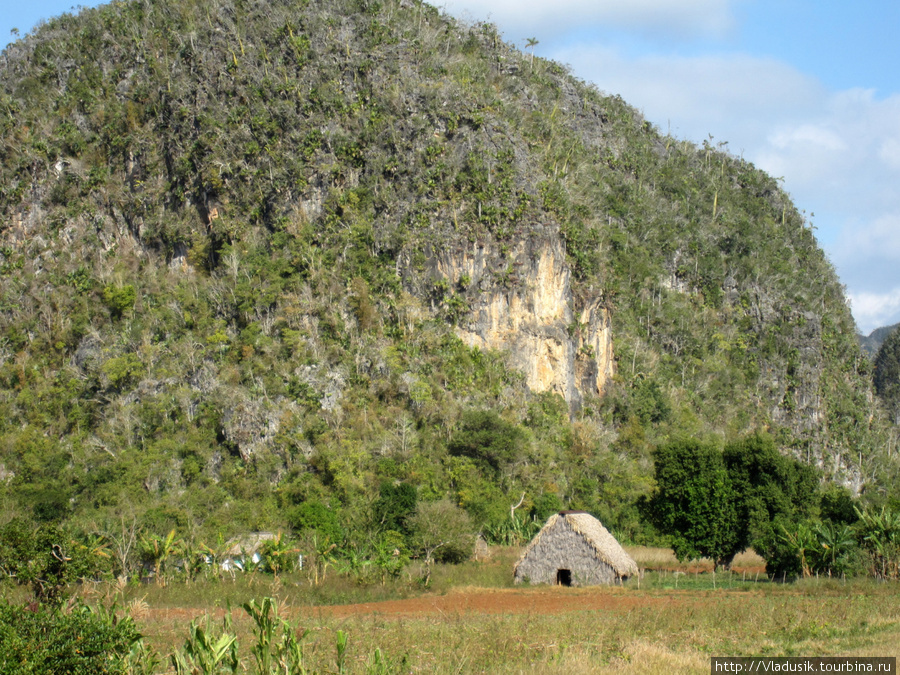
[644,439,740,570]
[723,433,819,574]
[408,499,474,585]
[819,485,859,526]
[0,522,110,606]
[287,501,344,545]
[448,410,528,478]
[371,481,417,537]
[101,284,137,319]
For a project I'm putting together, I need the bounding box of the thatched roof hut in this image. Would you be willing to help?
[219,532,279,572]
[224,532,278,557]
[513,511,638,586]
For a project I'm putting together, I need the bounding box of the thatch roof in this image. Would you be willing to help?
[514,511,638,584]
[224,532,278,556]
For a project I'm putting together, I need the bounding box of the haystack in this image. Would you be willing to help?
[513,511,638,586]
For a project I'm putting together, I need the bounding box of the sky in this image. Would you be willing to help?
[2,1,899,334]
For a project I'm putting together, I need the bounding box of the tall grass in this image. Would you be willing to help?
[129,580,900,673]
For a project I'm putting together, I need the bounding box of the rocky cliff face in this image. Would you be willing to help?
[413,226,614,410]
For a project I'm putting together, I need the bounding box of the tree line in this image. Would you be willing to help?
[644,433,900,579]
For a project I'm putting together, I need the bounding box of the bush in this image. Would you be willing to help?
[371,482,417,537]
[0,522,112,604]
[0,602,141,674]
[287,501,344,545]
[101,284,137,318]
[409,500,474,566]
[820,486,859,526]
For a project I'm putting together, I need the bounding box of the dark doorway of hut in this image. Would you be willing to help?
[556,569,572,586]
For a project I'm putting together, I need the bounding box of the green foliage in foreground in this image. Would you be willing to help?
[4,572,900,675]
[0,602,141,675]
[0,594,407,675]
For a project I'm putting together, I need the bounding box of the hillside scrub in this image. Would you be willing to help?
[874,326,900,424]
[0,0,896,555]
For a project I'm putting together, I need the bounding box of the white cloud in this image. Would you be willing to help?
[551,45,825,154]
[438,0,735,41]
[833,214,900,332]
[839,214,900,262]
[756,92,900,332]
[768,125,846,153]
[755,90,900,212]
[878,137,900,170]
[848,289,900,335]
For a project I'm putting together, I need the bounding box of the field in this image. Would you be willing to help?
[64,546,899,674]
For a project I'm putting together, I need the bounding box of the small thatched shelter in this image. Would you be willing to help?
[513,511,638,586]
[220,532,279,572]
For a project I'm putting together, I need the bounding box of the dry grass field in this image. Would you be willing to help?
[70,546,900,674]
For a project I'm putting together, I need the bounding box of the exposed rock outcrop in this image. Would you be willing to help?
[412,226,613,410]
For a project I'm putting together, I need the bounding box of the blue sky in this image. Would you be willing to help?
[3,0,899,333]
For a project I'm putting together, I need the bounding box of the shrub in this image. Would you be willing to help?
[101,284,137,318]
[0,602,141,674]
[287,501,344,545]
[371,481,418,538]
[409,500,474,568]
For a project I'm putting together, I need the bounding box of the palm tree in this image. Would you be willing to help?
[525,37,539,70]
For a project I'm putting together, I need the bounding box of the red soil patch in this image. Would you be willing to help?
[143,587,685,625]
[302,586,673,619]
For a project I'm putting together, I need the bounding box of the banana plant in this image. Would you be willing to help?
[855,506,900,579]
[811,521,856,576]
[139,529,182,585]
[779,521,817,577]
[200,533,230,580]
[259,532,299,577]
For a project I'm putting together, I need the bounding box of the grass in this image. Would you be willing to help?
[122,579,899,673]
[4,547,899,673]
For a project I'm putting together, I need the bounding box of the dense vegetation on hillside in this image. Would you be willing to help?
[874,326,900,425]
[0,0,897,564]
[858,322,899,357]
